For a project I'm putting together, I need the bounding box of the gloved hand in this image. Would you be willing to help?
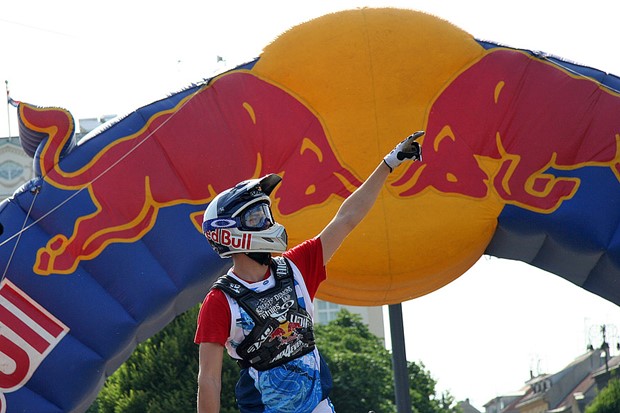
[383,131,424,172]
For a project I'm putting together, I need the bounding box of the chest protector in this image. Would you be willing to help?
[212,257,316,371]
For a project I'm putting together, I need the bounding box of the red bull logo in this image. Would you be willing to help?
[19,10,620,306]
[392,48,620,213]
[205,230,252,250]
[269,321,302,344]
[0,279,69,413]
[20,71,362,275]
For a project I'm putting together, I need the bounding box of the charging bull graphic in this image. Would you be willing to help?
[1,7,620,413]
[20,71,362,275]
[393,48,620,213]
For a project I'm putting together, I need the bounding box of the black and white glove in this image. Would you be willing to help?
[383,131,424,172]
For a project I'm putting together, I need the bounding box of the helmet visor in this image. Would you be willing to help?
[239,203,275,231]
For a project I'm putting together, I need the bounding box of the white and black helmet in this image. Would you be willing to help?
[202,174,288,258]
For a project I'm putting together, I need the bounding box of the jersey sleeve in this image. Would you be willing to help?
[283,237,326,298]
[194,288,231,346]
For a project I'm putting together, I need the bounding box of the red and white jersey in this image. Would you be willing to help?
[195,237,330,413]
[195,237,326,350]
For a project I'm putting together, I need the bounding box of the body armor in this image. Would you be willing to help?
[212,257,316,371]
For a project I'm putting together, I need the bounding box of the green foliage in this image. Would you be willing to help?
[315,309,460,413]
[408,361,459,413]
[315,309,396,413]
[88,306,459,413]
[87,304,239,413]
[586,378,620,413]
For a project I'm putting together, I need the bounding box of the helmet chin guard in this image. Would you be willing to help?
[202,174,288,258]
[245,252,273,266]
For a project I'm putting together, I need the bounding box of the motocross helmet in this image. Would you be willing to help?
[202,174,287,261]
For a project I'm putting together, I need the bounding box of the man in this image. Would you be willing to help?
[195,132,423,413]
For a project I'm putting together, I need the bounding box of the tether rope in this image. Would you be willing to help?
[0,83,206,279]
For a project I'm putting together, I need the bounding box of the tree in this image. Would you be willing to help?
[87,304,239,413]
[586,378,620,413]
[408,361,457,413]
[88,306,459,413]
[315,309,396,413]
[315,309,460,413]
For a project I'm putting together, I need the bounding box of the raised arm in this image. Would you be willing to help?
[319,131,423,265]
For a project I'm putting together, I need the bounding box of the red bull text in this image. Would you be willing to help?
[0,279,69,413]
[205,230,252,250]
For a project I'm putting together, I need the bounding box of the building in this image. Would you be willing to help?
[484,392,525,413]
[485,349,609,413]
[315,299,385,340]
[459,398,483,413]
[591,353,620,392]
[1,113,111,200]
[0,137,33,199]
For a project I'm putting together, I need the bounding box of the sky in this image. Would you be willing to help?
[3,0,620,410]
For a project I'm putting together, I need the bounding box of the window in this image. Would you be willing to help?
[0,161,24,181]
[315,300,341,324]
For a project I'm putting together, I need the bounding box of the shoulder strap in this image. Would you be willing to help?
[270,256,293,281]
[211,258,296,322]
[211,275,251,300]
[213,256,291,296]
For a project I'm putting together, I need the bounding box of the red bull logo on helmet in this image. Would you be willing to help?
[204,229,253,250]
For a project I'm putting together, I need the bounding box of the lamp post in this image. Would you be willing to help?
[389,303,412,413]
